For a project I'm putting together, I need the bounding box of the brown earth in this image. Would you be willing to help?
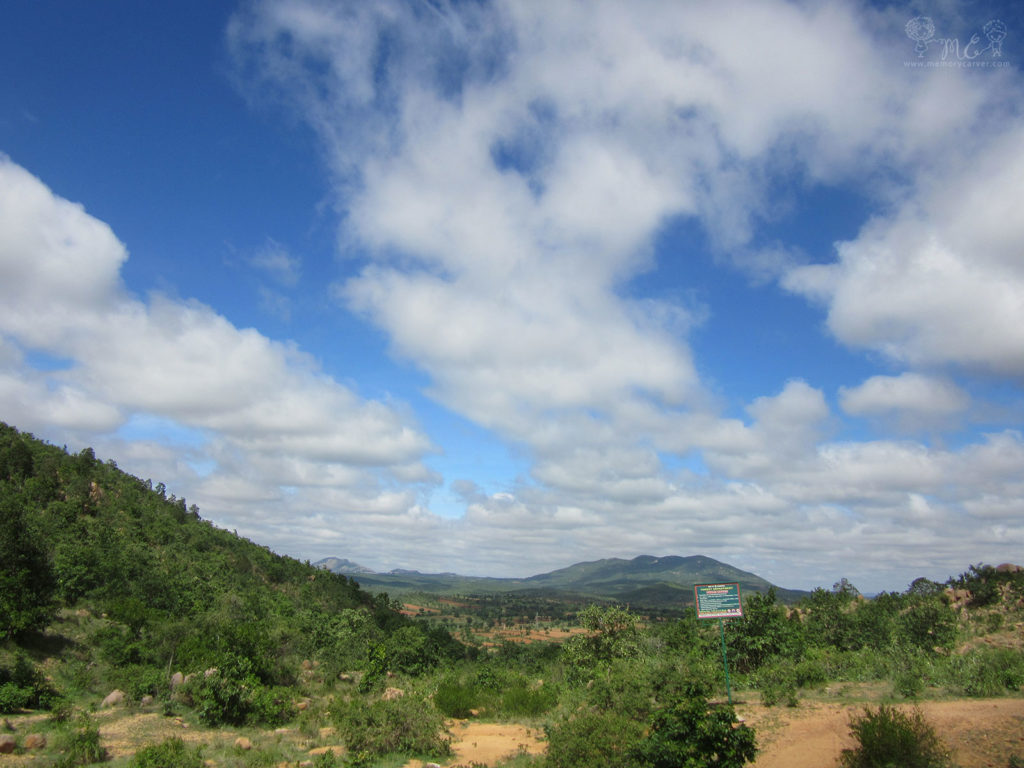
[4,697,1022,767]
[403,721,546,767]
[736,697,1024,768]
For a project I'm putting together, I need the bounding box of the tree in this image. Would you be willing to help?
[0,494,56,639]
[562,604,642,673]
[727,588,800,672]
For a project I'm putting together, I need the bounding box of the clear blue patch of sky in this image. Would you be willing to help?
[23,350,75,372]
[417,400,531,518]
[635,187,882,422]
[0,0,334,339]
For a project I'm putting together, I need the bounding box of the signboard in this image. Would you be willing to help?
[694,582,743,620]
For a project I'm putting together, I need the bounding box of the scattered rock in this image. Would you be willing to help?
[234,736,252,751]
[204,667,219,678]
[308,745,345,756]
[24,733,46,749]
[338,673,354,684]
[382,687,405,701]
[101,689,126,707]
[425,763,442,768]
[0,735,15,754]
[140,694,154,706]
[296,699,310,711]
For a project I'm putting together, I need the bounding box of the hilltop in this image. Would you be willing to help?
[314,553,809,607]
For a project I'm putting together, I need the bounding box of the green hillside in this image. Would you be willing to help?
[320,554,808,607]
[0,421,466,720]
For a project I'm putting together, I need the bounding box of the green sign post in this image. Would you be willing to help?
[694,583,743,705]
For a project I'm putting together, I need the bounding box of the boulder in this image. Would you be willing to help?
[170,671,185,689]
[996,563,1023,573]
[24,733,46,749]
[234,736,252,751]
[101,689,125,708]
[140,695,154,706]
[0,735,15,754]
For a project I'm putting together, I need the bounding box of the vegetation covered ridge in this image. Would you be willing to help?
[317,552,810,607]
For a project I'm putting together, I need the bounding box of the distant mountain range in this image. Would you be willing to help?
[312,554,809,607]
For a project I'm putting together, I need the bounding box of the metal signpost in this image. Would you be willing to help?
[694,583,743,705]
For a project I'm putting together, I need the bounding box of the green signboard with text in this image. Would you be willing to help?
[694,582,744,620]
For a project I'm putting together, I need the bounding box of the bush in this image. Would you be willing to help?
[894,666,925,699]
[182,663,294,727]
[545,710,645,768]
[129,738,203,768]
[53,717,107,767]
[757,660,798,707]
[500,683,556,717]
[628,697,757,768]
[0,655,59,711]
[434,679,479,718]
[942,647,1024,697]
[336,693,451,759]
[0,682,30,713]
[840,706,950,768]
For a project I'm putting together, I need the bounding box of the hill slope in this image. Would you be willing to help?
[316,553,808,606]
[0,421,464,698]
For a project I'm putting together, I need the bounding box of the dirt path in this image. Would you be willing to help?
[737,698,1024,768]
[403,721,546,767]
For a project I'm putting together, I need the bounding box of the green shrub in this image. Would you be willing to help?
[248,685,296,727]
[792,654,829,688]
[628,697,757,768]
[840,706,950,768]
[500,683,556,717]
[182,659,294,727]
[434,679,479,718]
[894,667,925,699]
[53,717,107,767]
[942,647,1024,697]
[129,737,203,768]
[0,655,59,711]
[757,660,798,707]
[545,710,644,768]
[121,665,167,701]
[336,694,451,759]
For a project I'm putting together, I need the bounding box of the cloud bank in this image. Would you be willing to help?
[2,1,1022,592]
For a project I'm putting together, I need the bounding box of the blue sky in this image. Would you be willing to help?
[2,0,1023,593]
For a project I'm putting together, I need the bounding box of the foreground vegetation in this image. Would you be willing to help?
[2,422,1023,767]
